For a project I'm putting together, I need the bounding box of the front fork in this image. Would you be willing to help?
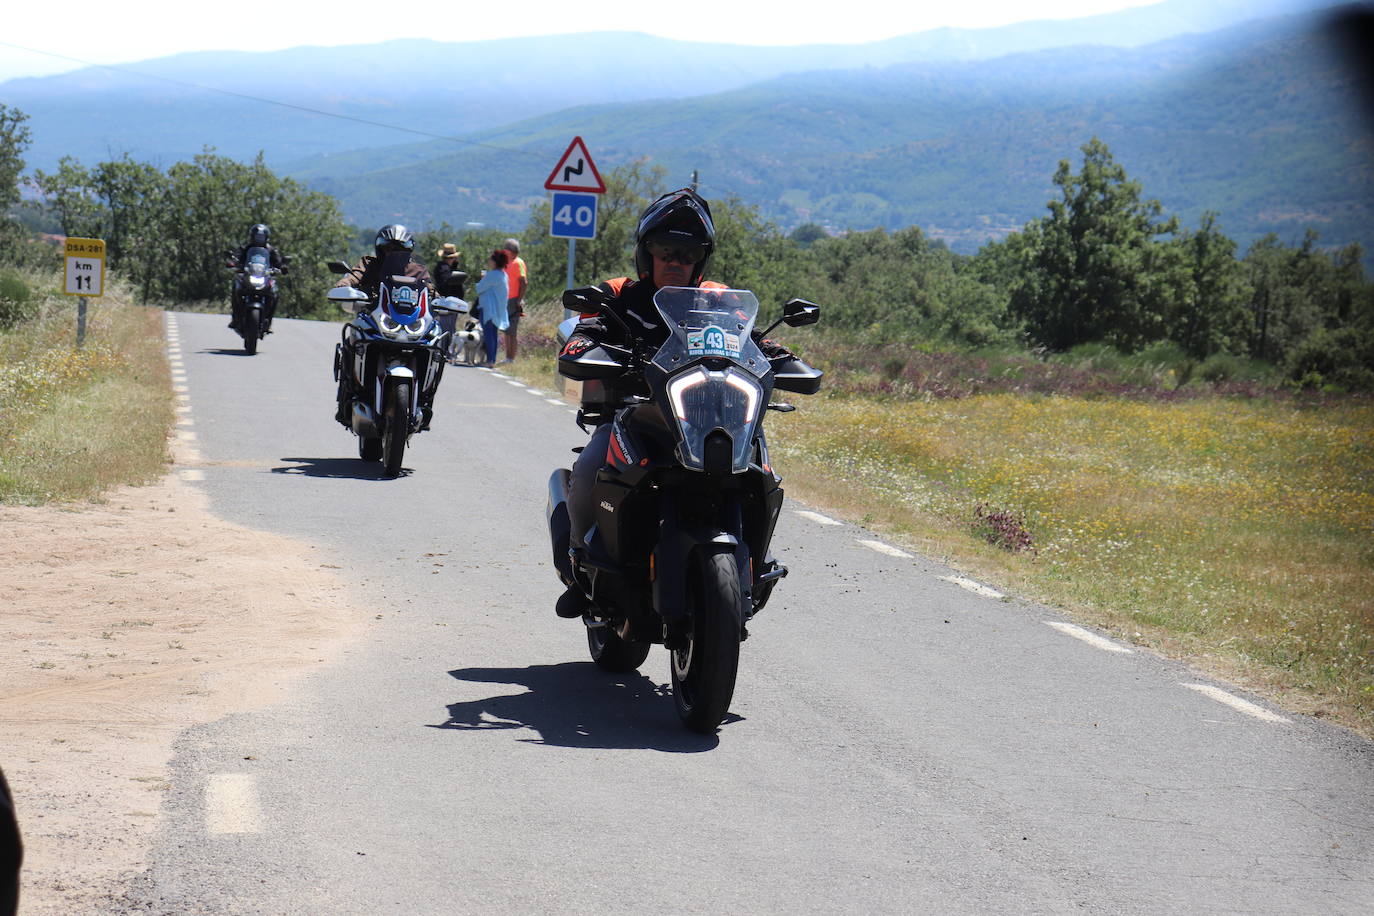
[653,490,753,634]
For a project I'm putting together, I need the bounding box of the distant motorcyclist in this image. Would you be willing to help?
[228,223,287,331]
[556,188,805,618]
[334,224,432,296]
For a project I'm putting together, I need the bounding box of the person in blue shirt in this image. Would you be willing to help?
[472,250,510,367]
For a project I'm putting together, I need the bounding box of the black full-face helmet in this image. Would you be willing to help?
[633,189,715,286]
[247,223,270,246]
[374,224,415,258]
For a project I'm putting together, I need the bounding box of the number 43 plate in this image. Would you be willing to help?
[550,191,598,240]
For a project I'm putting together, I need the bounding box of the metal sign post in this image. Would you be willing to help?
[63,237,105,348]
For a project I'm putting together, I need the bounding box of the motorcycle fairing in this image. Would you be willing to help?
[648,287,774,474]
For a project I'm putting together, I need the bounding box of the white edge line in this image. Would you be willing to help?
[1044,621,1132,654]
[938,575,1004,599]
[504,380,527,387]
[794,510,842,526]
[857,539,914,559]
[1185,684,1290,723]
[545,398,565,406]
[206,773,263,834]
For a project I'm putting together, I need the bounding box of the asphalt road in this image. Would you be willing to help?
[124,312,1374,914]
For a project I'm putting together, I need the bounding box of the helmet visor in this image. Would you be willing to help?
[646,237,708,266]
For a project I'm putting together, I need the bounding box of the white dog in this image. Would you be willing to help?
[453,315,484,366]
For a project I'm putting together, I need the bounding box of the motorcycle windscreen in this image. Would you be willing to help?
[652,287,768,472]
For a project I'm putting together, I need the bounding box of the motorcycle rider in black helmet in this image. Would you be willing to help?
[333,224,432,295]
[228,223,287,331]
[333,225,437,426]
[555,188,809,619]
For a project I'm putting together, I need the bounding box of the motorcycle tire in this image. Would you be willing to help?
[243,310,259,355]
[382,381,410,478]
[671,550,743,734]
[587,622,651,673]
[358,436,382,462]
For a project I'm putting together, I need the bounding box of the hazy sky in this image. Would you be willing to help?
[0,0,1157,83]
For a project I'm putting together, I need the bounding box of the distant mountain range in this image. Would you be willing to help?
[294,9,1374,258]
[0,0,1332,170]
[1,0,1367,257]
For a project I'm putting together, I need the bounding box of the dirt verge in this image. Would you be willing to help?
[0,473,364,913]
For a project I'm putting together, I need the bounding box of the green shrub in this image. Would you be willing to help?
[1285,326,1374,392]
[1198,352,1246,384]
[0,269,36,328]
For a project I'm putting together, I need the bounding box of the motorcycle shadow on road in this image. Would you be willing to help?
[197,347,258,357]
[431,662,738,752]
[271,457,407,480]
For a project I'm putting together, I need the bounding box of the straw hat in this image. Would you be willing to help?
[436,242,460,258]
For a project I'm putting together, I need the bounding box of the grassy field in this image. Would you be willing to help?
[505,299,1374,736]
[0,269,172,504]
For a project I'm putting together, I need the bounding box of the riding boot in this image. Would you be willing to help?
[556,585,590,619]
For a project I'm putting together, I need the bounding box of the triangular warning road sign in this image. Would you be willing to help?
[544,136,606,193]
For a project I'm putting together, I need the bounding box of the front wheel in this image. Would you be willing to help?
[242,309,259,354]
[381,380,410,477]
[588,622,651,673]
[671,550,743,734]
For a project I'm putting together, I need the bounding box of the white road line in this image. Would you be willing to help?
[1044,621,1132,654]
[176,430,198,442]
[206,773,263,834]
[857,539,913,559]
[523,388,545,396]
[938,575,1004,599]
[545,398,565,406]
[1185,684,1290,723]
[794,509,842,526]
[173,385,189,394]
[179,469,206,481]
[504,379,527,388]
[178,417,195,428]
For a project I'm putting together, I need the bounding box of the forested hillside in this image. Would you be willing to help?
[302,11,1370,257]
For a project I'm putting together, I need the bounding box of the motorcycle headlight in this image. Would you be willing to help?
[248,276,266,289]
[666,367,763,472]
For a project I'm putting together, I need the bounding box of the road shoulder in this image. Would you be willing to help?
[0,473,365,913]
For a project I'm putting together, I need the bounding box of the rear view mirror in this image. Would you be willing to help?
[327,260,352,275]
[782,298,820,327]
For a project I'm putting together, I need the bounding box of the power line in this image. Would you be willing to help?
[0,39,552,161]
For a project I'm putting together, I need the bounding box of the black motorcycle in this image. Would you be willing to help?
[547,285,821,733]
[225,246,284,354]
[326,260,465,477]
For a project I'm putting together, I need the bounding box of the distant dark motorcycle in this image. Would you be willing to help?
[225,246,284,354]
[326,260,465,477]
[547,285,822,733]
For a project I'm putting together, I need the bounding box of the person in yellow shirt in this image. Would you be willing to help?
[501,238,528,363]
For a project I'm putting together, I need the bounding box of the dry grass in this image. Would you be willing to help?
[505,302,1374,735]
[0,271,172,504]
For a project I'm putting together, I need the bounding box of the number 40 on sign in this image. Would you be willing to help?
[550,191,598,240]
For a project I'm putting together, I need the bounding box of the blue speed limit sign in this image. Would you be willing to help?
[550,191,598,240]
